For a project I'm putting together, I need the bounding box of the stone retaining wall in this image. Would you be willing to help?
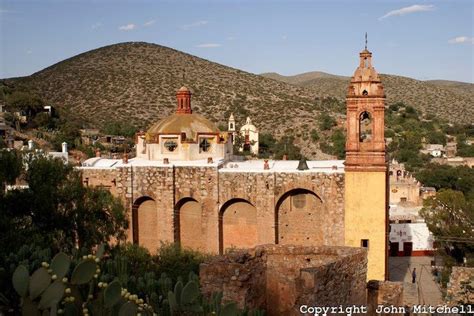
[199,244,367,316]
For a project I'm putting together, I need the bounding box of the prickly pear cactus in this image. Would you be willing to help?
[11,246,155,316]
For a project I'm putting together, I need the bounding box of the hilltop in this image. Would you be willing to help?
[5,42,343,158]
[261,72,474,123]
[3,41,473,159]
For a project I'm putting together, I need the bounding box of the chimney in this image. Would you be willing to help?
[163,158,169,164]
[207,157,213,164]
[28,139,34,150]
[282,154,288,160]
[61,142,68,154]
[95,149,101,157]
[122,153,128,164]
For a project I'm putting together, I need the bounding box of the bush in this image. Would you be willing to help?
[310,129,320,142]
[318,113,336,131]
[154,243,208,284]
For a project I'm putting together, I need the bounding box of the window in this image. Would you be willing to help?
[362,90,368,96]
[164,140,178,152]
[361,239,369,248]
[199,138,211,152]
[230,123,234,129]
[359,111,372,142]
[364,57,368,68]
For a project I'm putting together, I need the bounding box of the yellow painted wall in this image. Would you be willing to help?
[345,171,387,280]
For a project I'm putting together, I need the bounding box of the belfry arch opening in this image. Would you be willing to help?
[175,197,205,251]
[275,189,323,245]
[219,198,257,254]
[132,196,159,251]
[359,111,372,142]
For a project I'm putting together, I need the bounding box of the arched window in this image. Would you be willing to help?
[364,57,369,68]
[359,111,372,142]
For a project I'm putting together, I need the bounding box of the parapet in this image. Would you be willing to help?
[199,244,367,316]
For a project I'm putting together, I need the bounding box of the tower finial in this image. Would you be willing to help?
[365,32,368,50]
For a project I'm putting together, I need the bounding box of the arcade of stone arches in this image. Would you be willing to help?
[131,188,323,254]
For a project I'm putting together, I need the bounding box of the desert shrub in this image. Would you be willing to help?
[318,112,336,131]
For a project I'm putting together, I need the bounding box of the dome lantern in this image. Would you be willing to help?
[176,86,192,114]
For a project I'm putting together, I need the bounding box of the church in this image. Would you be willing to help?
[81,47,389,280]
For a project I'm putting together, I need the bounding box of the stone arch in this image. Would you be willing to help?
[359,111,372,142]
[219,198,258,254]
[132,196,159,251]
[275,188,323,245]
[175,197,205,251]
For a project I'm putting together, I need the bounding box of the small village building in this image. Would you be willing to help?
[389,222,435,256]
[227,114,260,155]
[388,161,436,257]
[239,117,259,155]
[420,144,444,157]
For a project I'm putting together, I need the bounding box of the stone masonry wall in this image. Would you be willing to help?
[218,172,345,248]
[199,244,367,316]
[366,281,404,316]
[446,267,474,305]
[82,166,345,255]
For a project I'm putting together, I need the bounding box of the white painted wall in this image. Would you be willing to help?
[390,222,434,251]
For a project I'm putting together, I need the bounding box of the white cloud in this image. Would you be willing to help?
[118,23,136,31]
[91,22,102,30]
[448,36,474,44]
[195,43,221,48]
[379,4,435,20]
[181,20,208,30]
[144,20,156,27]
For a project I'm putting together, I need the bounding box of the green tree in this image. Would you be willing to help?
[258,133,277,158]
[426,130,447,145]
[415,164,474,200]
[103,121,138,137]
[6,91,44,115]
[232,132,247,156]
[0,152,128,257]
[420,189,474,265]
[0,150,22,191]
[52,121,81,150]
[273,136,302,160]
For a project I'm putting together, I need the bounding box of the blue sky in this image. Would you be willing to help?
[1,0,473,82]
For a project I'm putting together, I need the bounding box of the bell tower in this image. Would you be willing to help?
[345,40,386,170]
[344,37,388,281]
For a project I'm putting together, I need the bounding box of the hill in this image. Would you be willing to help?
[261,73,474,123]
[260,71,348,85]
[6,42,338,158]
[4,41,472,159]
